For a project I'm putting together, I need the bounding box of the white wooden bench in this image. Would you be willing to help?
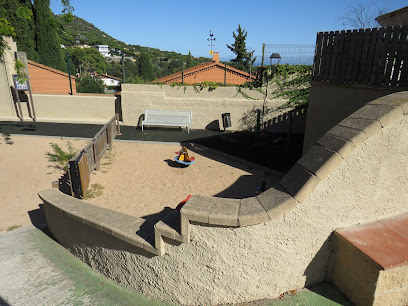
[141,109,193,133]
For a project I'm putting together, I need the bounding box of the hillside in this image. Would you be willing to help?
[56,15,210,80]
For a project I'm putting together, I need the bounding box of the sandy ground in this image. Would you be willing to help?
[0,135,88,232]
[0,135,280,231]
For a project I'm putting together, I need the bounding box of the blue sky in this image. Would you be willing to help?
[51,0,407,60]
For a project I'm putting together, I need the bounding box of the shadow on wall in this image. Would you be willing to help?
[239,106,307,134]
[304,234,333,287]
[205,120,220,131]
[115,95,123,122]
[0,296,11,306]
[213,175,269,199]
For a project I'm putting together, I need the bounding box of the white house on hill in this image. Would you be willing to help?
[93,45,111,58]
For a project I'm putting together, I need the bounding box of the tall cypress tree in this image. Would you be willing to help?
[138,52,154,81]
[0,0,38,60]
[33,0,64,70]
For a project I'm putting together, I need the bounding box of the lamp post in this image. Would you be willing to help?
[269,53,281,77]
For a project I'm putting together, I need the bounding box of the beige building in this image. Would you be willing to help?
[376,6,408,26]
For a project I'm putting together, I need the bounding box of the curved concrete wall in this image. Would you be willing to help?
[40,92,408,304]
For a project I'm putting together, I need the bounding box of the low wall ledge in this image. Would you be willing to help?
[38,189,160,255]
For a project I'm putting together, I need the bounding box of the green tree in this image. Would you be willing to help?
[76,76,104,93]
[0,0,38,61]
[226,24,256,72]
[138,52,154,81]
[33,0,64,70]
[68,47,107,74]
[185,51,193,68]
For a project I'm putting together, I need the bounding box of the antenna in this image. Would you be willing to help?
[207,30,216,55]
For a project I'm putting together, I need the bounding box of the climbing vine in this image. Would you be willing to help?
[270,64,312,109]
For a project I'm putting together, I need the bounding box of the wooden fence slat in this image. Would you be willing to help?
[323,31,334,81]
[313,32,323,81]
[329,31,340,82]
[384,26,401,86]
[78,153,90,197]
[68,160,81,198]
[339,30,352,83]
[357,28,372,84]
[334,31,346,83]
[370,27,385,85]
[399,32,408,86]
[351,29,365,83]
[363,28,378,84]
[391,26,408,86]
[320,32,329,81]
[376,27,393,85]
[345,29,358,83]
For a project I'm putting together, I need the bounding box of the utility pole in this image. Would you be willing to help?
[66,52,73,95]
[122,53,125,83]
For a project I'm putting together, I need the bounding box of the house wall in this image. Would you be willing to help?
[121,83,287,131]
[303,82,402,154]
[0,36,18,120]
[28,62,77,94]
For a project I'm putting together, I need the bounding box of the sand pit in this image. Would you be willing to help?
[0,135,281,232]
[86,141,282,219]
[0,135,88,232]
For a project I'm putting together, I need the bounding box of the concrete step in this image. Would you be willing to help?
[328,213,408,305]
[154,210,190,255]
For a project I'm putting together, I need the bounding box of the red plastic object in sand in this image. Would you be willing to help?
[176,195,192,210]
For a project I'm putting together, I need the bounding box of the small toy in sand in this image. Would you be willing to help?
[174,146,195,167]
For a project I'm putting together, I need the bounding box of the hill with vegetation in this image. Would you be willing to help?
[57,15,211,82]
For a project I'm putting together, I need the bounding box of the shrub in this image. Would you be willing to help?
[46,142,78,170]
[76,76,104,94]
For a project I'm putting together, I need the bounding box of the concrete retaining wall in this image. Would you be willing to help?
[0,36,18,120]
[39,92,408,304]
[303,81,403,153]
[30,94,116,124]
[121,84,287,130]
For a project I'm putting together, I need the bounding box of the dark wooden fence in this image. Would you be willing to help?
[312,26,408,87]
[68,114,120,198]
[262,105,307,134]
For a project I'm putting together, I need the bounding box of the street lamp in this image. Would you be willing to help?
[269,53,281,76]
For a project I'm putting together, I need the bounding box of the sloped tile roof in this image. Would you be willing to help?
[154,61,256,83]
[27,60,76,79]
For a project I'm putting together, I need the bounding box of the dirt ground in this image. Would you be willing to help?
[0,135,281,232]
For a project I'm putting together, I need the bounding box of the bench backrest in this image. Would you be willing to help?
[145,109,192,123]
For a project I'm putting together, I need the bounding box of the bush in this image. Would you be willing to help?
[76,76,104,94]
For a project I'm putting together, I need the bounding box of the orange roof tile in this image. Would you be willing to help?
[27,60,76,79]
[154,61,256,84]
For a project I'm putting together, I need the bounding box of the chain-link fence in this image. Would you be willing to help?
[254,44,315,66]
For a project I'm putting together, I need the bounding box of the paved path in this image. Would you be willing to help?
[0,225,170,306]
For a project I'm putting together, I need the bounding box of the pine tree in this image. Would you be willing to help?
[33,0,64,70]
[226,24,256,72]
